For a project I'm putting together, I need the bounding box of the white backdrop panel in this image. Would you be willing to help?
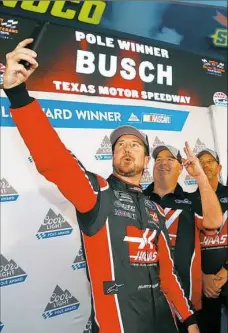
[0,90,225,333]
[209,105,227,184]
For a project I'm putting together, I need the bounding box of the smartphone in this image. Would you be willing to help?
[19,21,50,70]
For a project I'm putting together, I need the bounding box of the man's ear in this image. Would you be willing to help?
[144,155,151,169]
[179,163,183,174]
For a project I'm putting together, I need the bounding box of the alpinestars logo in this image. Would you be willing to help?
[0,322,4,332]
[124,227,158,264]
[36,209,73,239]
[141,169,153,190]
[185,139,206,186]
[83,316,92,333]
[0,178,19,202]
[42,285,80,319]
[72,247,86,270]
[0,254,27,287]
[95,136,112,160]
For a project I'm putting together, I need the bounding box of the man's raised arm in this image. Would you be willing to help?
[3,38,103,213]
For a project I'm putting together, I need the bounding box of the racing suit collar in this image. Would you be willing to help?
[108,174,143,193]
[145,182,185,199]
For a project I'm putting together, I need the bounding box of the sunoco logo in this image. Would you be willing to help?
[83,316,92,333]
[0,178,19,202]
[0,322,3,332]
[72,247,86,270]
[95,136,112,160]
[42,285,80,319]
[185,139,206,186]
[141,169,153,190]
[0,254,27,287]
[36,209,73,239]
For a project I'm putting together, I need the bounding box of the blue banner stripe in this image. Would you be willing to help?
[36,229,73,239]
[0,97,189,131]
[0,274,27,287]
[42,303,79,319]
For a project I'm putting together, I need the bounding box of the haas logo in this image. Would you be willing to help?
[124,227,158,264]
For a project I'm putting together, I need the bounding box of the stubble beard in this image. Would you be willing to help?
[113,163,142,178]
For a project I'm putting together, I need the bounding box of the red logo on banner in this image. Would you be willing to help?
[124,226,158,264]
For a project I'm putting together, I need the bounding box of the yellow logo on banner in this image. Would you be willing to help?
[211,29,228,47]
[1,1,106,25]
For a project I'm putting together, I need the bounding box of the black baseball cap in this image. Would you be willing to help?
[110,125,150,155]
[152,144,182,163]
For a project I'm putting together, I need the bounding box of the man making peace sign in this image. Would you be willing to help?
[144,144,222,332]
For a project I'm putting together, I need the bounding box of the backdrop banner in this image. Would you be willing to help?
[0,0,227,59]
[1,89,226,333]
[0,13,227,107]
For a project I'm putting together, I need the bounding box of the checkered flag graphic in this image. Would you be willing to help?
[42,312,52,319]
[95,155,103,160]
[1,20,18,29]
[36,233,46,240]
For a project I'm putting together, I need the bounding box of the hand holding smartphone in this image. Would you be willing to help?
[19,21,49,69]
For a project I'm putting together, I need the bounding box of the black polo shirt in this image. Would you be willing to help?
[189,182,228,274]
[144,183,203,311]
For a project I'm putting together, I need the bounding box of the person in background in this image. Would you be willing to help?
[2,38,201,333]
[189,148,228,333]
[144,144,223,333]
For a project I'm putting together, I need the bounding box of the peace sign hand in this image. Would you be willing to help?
[182,142,205,178]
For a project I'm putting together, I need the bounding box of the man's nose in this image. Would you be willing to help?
[160,159,168,166]
[123,143,131,152]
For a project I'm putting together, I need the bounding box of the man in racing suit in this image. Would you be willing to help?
[3,38,200,333]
